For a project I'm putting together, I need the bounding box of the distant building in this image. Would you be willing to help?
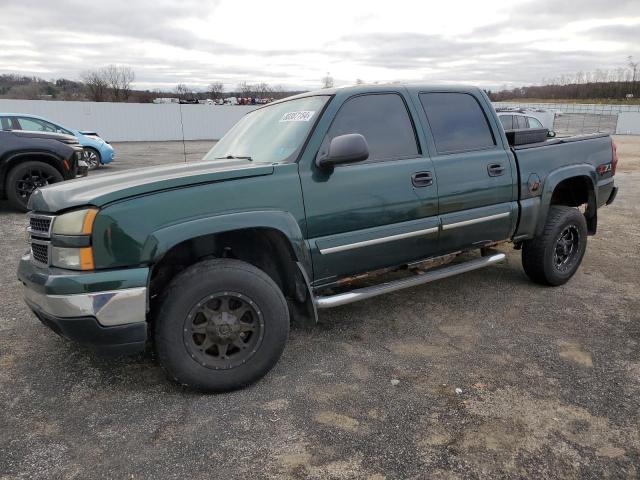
[153,97,179,104]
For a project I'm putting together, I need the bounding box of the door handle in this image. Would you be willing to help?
[487,163,505,177]
[411,171,433,187]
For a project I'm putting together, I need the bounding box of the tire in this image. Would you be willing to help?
[155,258,289,392]
[6,161,64,212]
[83,148,101,170]
[522,206,588,286]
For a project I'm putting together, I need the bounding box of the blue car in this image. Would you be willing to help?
[0,113,115,170]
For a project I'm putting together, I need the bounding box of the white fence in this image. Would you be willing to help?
[1,99,640,141]
[494,102,640,114]
[615,112,640,135]
[494,101,640,135]
[0,99,258,142]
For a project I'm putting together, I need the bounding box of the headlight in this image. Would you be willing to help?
[51,246,94,270]
[50,208,98,270]
[52,208,98,235]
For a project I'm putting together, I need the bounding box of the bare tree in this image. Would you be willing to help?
[82,65,134,102]
[208,81,224,99]
[628,56,639,95]
[6,82,44,99]
[355,78,365,85]
[236,81,252,97]
[271,84,287,100]
[174,83,193,100]
[254,82,272,99]
[628,56,638,82]
[321,73,334,89]
[104,65,135,101]
[82,69,109,102]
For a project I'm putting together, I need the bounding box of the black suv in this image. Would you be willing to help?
[0,130,87,211]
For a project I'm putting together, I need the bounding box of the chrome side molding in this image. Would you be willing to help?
[319,226,438,255]
[314,251,506,309]
[442,212,510,231]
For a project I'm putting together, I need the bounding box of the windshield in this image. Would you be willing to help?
[203,95,329,164]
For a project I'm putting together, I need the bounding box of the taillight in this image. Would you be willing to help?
[611,139,618,175]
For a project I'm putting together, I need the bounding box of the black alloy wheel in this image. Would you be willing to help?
[553,224,581,272]
[155,258,289,392]
[6,161,64,211]
[15,167,56,199]
[522,205,588,286]
[183,292,265,370]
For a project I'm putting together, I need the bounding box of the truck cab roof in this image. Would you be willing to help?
[277,83,484,103]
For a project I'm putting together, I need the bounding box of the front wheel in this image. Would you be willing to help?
[522,206,588,286]
[6,161,64,212]
[155,258,289,392]
[83,148,101,170]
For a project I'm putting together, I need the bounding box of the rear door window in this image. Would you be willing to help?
[514,115,527,129]
[322,93,419,162]
[16,117,57,132]
[499,115,513,130]
[527,117,543,128]
[419,92,495,154]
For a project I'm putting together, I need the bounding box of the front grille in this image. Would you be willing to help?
[31,241,50,265]
[28,213,55,266]
[29,215,53,237]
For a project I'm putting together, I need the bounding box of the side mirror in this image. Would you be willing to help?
[316,133,369,170]
[547,130,556,138]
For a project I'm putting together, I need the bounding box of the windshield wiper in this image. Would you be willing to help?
[215,154,253,161]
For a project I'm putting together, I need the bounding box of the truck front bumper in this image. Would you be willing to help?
[18,255,149,356]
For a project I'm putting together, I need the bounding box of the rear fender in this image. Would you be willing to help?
[535,164,597,236]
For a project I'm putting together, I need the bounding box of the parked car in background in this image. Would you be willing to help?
[0,113,115,170]
[497,111,544,129]
[496,110,556,137]
[0,129,87,211]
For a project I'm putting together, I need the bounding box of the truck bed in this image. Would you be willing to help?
[512,133,615,240]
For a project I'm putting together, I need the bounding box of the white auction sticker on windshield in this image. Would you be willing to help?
[279,111,315,122]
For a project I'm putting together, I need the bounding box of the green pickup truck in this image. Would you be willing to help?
[18,84,618,391]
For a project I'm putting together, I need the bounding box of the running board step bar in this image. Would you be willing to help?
[314,251,506,309]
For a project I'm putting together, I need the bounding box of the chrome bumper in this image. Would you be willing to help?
[23,286,147,326]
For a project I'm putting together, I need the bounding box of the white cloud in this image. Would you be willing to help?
[0,0,638,91]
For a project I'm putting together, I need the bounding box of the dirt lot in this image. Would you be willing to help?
[1,137,639,479]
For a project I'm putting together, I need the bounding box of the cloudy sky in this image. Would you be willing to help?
[1,0,638,91]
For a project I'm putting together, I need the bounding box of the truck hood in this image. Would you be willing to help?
[28,159,274,212]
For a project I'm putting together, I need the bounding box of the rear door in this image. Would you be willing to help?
[417,91,517,253]
[299,92,439,284]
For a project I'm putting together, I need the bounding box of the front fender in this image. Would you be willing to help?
[143,210,313,274]
[535,164,596,235]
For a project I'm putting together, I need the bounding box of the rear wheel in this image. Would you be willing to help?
[155,258,289,392]
[83,148,101,170]
[522,206,588,286]
[6,161,64,212]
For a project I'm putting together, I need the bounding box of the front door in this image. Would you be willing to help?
[299,92,439,285]
[417,91,517,253]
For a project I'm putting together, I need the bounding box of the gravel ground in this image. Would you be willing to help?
[1,137,639,479]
